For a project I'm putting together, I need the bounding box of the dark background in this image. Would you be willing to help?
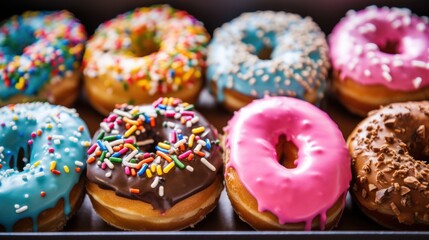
[1,0,428,36]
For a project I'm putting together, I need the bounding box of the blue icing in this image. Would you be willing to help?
[0,102,90,231]
[0,11,86,102]
[207,11,330,105]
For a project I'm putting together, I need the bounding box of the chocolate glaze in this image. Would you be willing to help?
[348,101,429,228]
[86,99,223,211]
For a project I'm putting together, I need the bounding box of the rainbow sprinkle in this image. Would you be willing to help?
[87,97,220,198]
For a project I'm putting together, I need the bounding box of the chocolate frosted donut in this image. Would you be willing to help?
[348,101,429,229]
[86,97,223,230]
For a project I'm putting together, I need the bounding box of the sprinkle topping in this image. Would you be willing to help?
[86,97,221,211]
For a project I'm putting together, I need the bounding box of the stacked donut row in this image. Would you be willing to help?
[0,4,428,232]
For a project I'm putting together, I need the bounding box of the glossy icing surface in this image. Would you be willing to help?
[83,5,209,95]
[0,11,86,100]
[329,6,429,90]
[207,11,330,104]
[225,97,351,230]
[86,98,222,211]
[0,102,90,231]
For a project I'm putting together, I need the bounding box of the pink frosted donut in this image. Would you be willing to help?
[224,96,351,230]
[329,6,429,116]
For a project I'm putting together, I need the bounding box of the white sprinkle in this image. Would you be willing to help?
[413,77,423,89]
[364,69,371,77]
[354,45,363,55]
[382,71,392,82]
[75,161,84,167]
[365,43,378,51]
[173,139,187,148]
[346,9,356,16]
[24,194,29,198]
[100,122,110,133]
[110,139,125,146]
[186,121,192,128]
[393,59,404,67]
[392,19,402,29]
[190,116,199,124]
[200,158,216,172]
[154,156,161,164]
[52,135,64,139]
[105,171,112,178]
[201,129,211,138]
[123,150,138,162]
[403,16,411,26]
[151,176,160,188]
[197,140,207,146]
[417,22,426,32]
[16,205,28,214]
[136,139,155,146]
[159,186,164,197]
[381,64,390,72]
[167,122,175,128]
[113,109,132,119]
[111,130,119,135]
[186,165,194,172]
[12,126,17,131]
[0,146,3,153]
[174,113,181,119]
[104,141,114,153]
[104,159,114,169]
[35,171,45,178]
[193,144,202,153]
[54,139,61,145]
[412,60,427,68]
[69,137,78,143]
[261,75,269,82]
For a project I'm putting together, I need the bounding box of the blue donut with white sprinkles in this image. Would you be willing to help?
[0,11,86,106]
[0,102,91,231]
[207,11,330,111]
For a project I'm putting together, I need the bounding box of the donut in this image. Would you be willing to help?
[0,11,87,106]
[85,97,223,230]
[0,102,91,231]
[347,101,429,230]
[224,96,351,230]
[207,11,330,112]
[329,6,429,116]
[83,5,209,115]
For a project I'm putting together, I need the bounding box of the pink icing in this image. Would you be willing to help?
[329,6,429,91]
[225,96,351,230]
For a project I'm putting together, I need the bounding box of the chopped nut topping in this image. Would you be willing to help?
[400,186,410,196]
[404,176,420,189]
[368,183,377,191]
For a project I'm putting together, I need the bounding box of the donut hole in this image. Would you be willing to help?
[5,28,36,56]
[276,134,298,169]
[8,147,28,172]
[257,46,273,60]
[377,39,401,55]
[130,31,160,57]
[242,33,273,60]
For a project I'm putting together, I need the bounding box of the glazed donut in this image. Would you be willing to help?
[0,11,86,106]
[348,101,429,230]
[86,97,223,230]
[329,6,429,116]
[224,96,351,230]
[0,102,90,231]
[207,11,330,112]
[83,5,209,115]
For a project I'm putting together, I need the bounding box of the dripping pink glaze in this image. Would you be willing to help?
[329,6,429,90]
[225,97,351,230]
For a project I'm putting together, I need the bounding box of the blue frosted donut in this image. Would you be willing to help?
[0,11,86,106]
[0,102,90,231]
[207,11,330,111]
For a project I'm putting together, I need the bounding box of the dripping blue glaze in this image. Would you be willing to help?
[0,102,90,231]
[0,11,86,101]
[206,11,329,104]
